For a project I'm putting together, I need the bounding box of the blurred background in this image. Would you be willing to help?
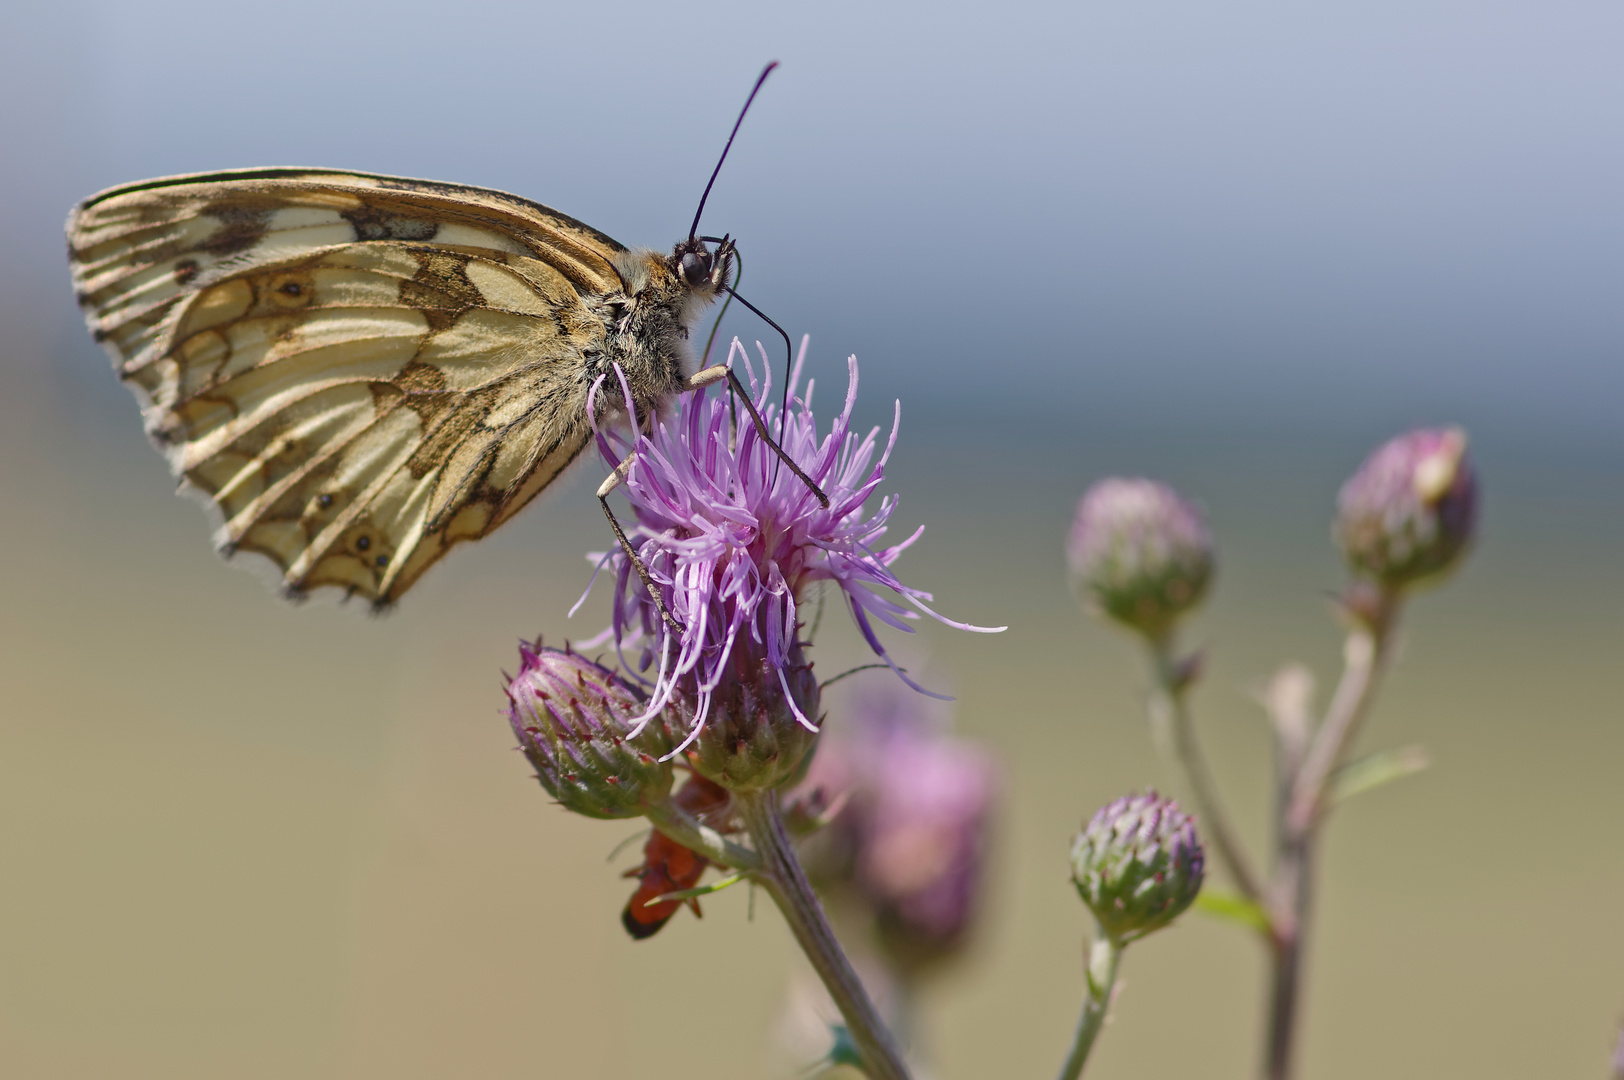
[2,1,1621,1077]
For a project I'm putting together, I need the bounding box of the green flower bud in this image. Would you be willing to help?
[680,638,821,794]
[1070,791,1205,942]
[506,641,674,819]
[1335,427,1478,590]
[1068,478,1214,640]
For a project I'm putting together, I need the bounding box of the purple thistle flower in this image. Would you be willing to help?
[578,339,1002,779]
[795,683,1000,973]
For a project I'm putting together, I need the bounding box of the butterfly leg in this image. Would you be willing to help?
[683,366,830,509]
[597,458,685,636]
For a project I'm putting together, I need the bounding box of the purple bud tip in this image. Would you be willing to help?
[1335,427,1478,590]
[504,644,675,820]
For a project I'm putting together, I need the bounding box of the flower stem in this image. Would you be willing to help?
[735,790,912,1080]
[643,796,762,873]
[1148,636,1267,909]
[1262,834,1312,1080]
[1055,929,1124,1080]
[1286,593,1401,835]
[1262,588,1401,1080]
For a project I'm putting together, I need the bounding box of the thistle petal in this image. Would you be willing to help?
[582,338,1001,789]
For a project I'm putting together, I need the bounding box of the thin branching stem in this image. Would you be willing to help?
[1263,587,1402,1080]
[1147,635,1268,910]
[1287,592,1403,835]
[736,790,913,1080]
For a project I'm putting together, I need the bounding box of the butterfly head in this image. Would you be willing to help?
[671,234,735,295]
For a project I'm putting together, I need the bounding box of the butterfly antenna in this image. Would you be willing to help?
[719,283,810,493]
[689,61,778,242]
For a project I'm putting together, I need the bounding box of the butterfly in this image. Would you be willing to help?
[65,64,818,612]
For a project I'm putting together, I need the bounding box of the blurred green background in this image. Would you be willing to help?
[3,2,1621,1077]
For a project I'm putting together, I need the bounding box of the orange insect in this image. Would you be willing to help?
[622,774,733,940]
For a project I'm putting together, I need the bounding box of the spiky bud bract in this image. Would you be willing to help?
[1070,791,1205,942]
[681,638,823,793]
[1068,478,1214,641]
[506,641,674,819]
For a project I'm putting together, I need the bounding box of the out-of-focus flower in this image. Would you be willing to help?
[582,340,1002,791]
[1070,791,1204,942]
[1068,478,1214,641]
[506,641,674,819]
[794,684,999,976]
[1335,427,1478,591]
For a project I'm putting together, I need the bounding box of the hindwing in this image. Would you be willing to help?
[68,168,626,605]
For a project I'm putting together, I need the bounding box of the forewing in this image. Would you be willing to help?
[67,169,616,604]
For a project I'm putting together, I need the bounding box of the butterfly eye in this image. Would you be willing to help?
[679,250,712,286]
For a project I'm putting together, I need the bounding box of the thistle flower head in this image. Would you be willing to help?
[861,723,998,969]
[505,641,674,819]
[1070,791,1205,942]
[1068,478,1214,640]
[796,684,999,973]
[582,339,1001,790]
[1335,427,1478,590]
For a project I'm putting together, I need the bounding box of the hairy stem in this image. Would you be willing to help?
[1148,636,1268,908]
[1056,929,1124,1080]
[736,790,912,1080]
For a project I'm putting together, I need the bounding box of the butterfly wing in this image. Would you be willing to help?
[68,168,626,605]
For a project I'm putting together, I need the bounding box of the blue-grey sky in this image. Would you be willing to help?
[4,0,1620,447]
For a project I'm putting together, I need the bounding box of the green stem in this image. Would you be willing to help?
[1148,636,1267,908]
[643,796,761,872]
[735,790,912,1080]
[1056,929,1124,1080]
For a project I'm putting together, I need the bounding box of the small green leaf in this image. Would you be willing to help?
[1195,891,1272,935]
[644,870,748,907]
[606,828,650,863]
[1331,745,1430,804]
